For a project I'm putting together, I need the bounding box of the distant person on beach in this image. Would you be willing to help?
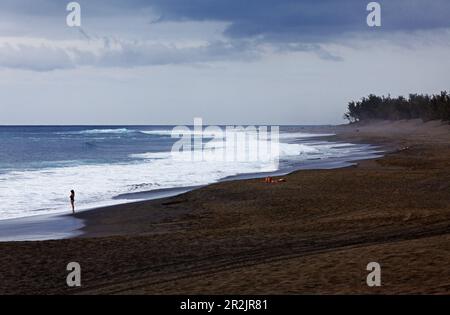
[264,177,286,184]
[70,190,75,214]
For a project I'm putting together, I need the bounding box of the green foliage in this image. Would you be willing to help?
[344,91,450,123]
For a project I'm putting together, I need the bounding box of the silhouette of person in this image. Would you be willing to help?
[70,190,75,214]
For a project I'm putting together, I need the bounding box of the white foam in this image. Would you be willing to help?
[140,129,258,137]
[129,152,172,159]
[140,130,335,139]
[131,134,320,162]
[61,128,137,135]
[279,143,319,156]
[140,130,184,136]
[278,132,335,139]
[0,153,280,220]
[0,129,364,221]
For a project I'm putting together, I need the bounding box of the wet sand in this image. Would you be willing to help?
[1,119,450,295]
[0,214,84,242]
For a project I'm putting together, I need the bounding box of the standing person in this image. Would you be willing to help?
[70,190,75,214]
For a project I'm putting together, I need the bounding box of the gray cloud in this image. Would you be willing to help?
[0,43,73,71]
[110,1,450,39]
[0,37,264,71]
[143,0,450,43]
[3,0,450,40]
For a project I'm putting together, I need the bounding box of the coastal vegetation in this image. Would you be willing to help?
[345,91,450,123]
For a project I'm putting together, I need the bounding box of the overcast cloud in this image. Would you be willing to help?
[0,0,449,124]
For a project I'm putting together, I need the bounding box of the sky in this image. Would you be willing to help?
[0,0,450,125]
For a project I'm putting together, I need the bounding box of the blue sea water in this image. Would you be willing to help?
[0,126,381,220]
[0,126,175,172]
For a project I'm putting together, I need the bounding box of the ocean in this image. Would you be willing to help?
[0,126,381,220]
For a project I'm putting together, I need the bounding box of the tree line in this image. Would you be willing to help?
[344,91,450,123]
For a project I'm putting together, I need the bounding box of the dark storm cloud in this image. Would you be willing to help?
[2,0,450,42]
[146,0,450,42]
[1,0,449,71]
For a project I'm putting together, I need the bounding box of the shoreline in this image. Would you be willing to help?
[0,185,202,242]
[74,149,383,239]
[0,131,381,242]
[1,119,450,294]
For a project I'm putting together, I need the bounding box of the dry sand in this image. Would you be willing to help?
[1,119,449,295]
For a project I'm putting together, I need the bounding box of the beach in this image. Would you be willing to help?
[1,120,450,294]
